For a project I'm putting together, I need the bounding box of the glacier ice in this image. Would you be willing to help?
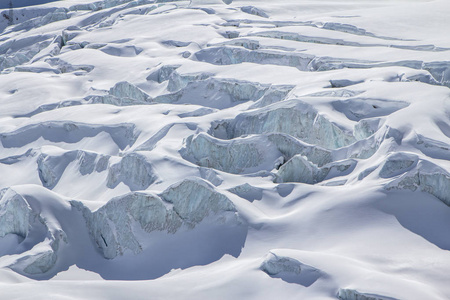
[338,288,397,300]
[386,160,450,207]
[260,252,302,276]
[354,118,383,140]
[72,192,182,259]
[195,45,449,88]
[0,34,61,71]
[0,188,66,275]
[146,64,181,83]
[107,152,158,190]
[75,177,239,259]
[332,98,409,121]
[37,150,110,189]
[44,57,94,74]
[160,178,237,226]
[180,132,283,174]
[275,155,319,184]
[0,121,138,150]
[414,134,450,161]
[305,89,364,98]
[154,76,276,109]
[267,133,332,167]
[150,68,291,109]
[109,81,150,102]
[378,152,418,178]
[215,99,356,150]
[0,188,35,239]
[195,46,314,71]
[275,154,356,184]
[228,183,263,202]
[240,6,269,18]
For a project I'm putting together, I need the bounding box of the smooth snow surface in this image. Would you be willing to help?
[0,0,450,299]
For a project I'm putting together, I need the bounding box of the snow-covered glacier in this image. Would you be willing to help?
[0,0,450,299]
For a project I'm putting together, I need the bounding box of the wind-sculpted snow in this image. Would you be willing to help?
[0,0,450,298]
[331,98,409,121]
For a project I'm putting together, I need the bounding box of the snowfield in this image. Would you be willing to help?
[0,0,450,299]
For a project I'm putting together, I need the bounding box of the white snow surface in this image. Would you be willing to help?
[0,0,450,299]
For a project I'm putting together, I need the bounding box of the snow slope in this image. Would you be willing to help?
[0,0,450,299]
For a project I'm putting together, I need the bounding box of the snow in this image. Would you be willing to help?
[0,0,449,299]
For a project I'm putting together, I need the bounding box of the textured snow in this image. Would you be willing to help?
[0,0,450,299]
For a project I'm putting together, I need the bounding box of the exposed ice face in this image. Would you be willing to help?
[181,132,283,174]
[354,118,383,140]
[379,152,418,178]
[72,192,182,259]
[161,178,237,226]
[240,6,269,18]
[38,150,110,189]
[0,121,138,151]
[75,177,239,259]
[338,288,397,300]
[260,252,302,276]
[0,34,62,72]
[275,154,356,184]
[0,0,449,297]
[228,183,263,202]
[195,46,314,71]
[218,100,356,150]
[423,61,450,87]
[153,76,291,109]
[107,152,158,190]
[146,64,181,84]
[44,57,94,74]
[385,160,450,207]
[0,188,66,275]
[275,155,319,184]
[109,81,150,101]
[267,133,332,167]
[0,188,33,239]
[86,81,151,106]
